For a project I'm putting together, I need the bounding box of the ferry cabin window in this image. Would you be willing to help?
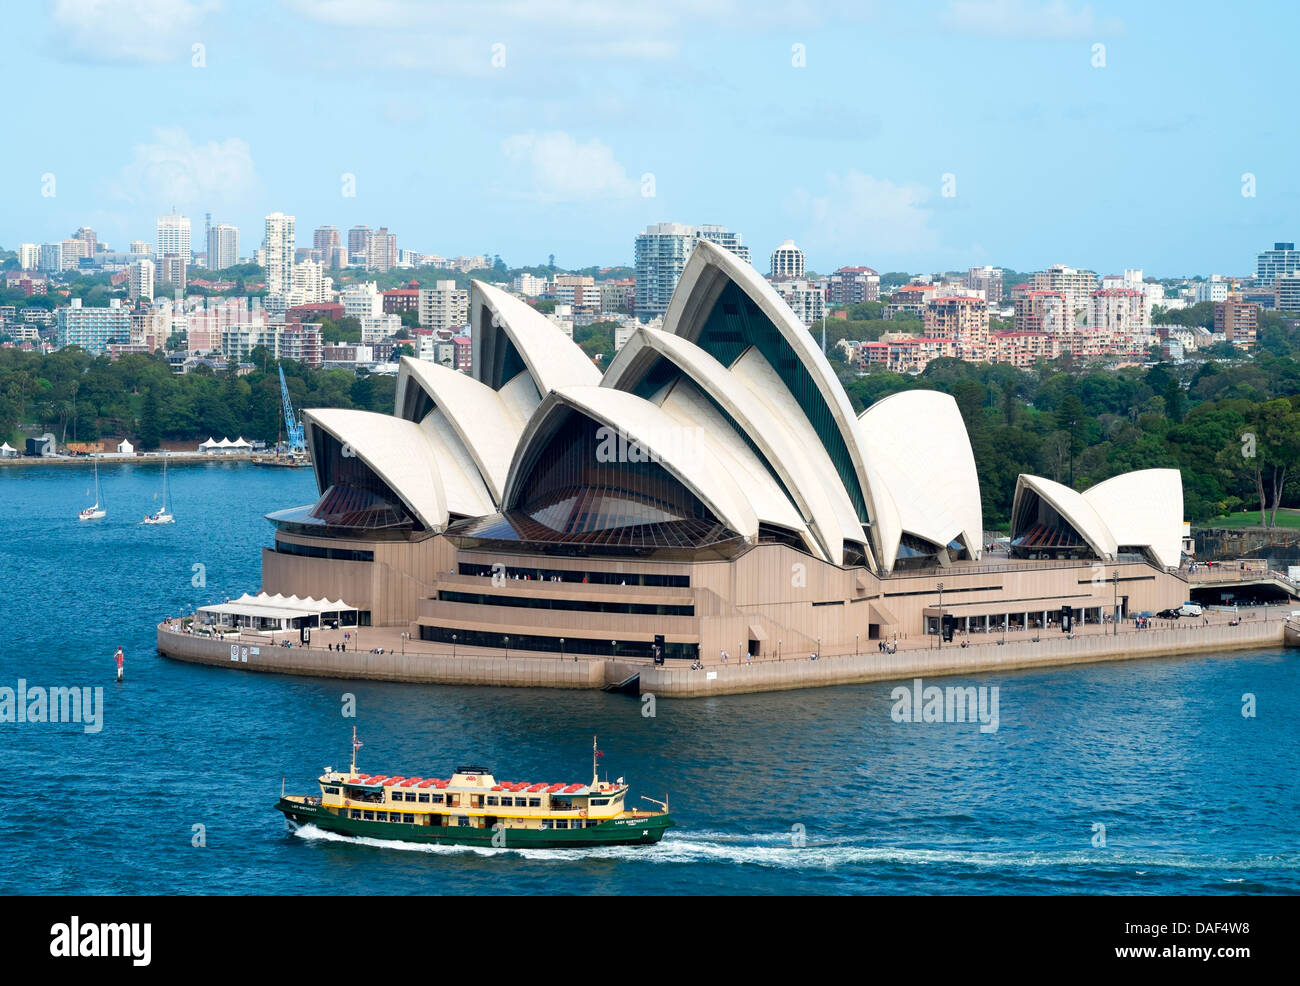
[403,813,415,824]
[431,793,444,804]
[324,786,340,795]
[528,798,541,808]
[350,809,361,819]
[590,798,609,806]
[487,796,499,806]
[499,797,512,806]
[418,793,430,803]
[456,816,469,827]
[363,811,375,820]
[405,792,417,802]
[377,812,388,822]
[556,819,569,829]
[540,819,553,829]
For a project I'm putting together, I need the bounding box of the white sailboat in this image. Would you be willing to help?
[143,456,174,524]
[79,456,106,521]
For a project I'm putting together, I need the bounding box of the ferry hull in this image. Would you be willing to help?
[277,797,673,849]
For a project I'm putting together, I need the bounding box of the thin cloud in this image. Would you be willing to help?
[109,127,259,210]
[788,170,941,260]
[940,0,1122,40]
[501,132,639,204]
[51,0,220,63]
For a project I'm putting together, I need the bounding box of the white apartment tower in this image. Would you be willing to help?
[418,280,470,332]
[128,259,156,302]
[156,213,192,260]
[770,239,806,280]
[634,222,750,320]
[206,223,240,271]
[264,212,296,297]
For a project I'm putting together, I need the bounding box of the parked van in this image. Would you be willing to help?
[1178,602,1203,617]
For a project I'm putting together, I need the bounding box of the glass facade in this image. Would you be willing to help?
[303,429,417,531]
[692,280,870,525]
[436,590,694,617]
[462,409,744,556]
[418,624,698,660]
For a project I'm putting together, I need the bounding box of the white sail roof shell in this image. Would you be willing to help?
[857,390,983,562]
[470,280,600,394]
[1082,469,1184,569]
[395,356,526,504]
[1013,474,1118,561]
[663,238,887,566]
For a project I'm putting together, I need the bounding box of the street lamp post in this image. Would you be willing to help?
[401,631,406,656]
[778,638,782,661]
[855,632,859,656]
[611,640,617,659]
[451,633,457,659]
[1113,571,1119,636]
[560,638,566,661]
[937,582,944,650]
[504,635,509,660]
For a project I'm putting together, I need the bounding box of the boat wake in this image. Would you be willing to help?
[291,825,1300,873]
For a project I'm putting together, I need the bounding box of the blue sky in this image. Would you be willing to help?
[5,0,1296,277]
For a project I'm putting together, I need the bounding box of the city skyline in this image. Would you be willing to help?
[4,1,1298,277]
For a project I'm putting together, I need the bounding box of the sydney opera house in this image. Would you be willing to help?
[245,240,1188,665]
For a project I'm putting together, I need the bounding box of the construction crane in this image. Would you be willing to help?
[278,366,305,453]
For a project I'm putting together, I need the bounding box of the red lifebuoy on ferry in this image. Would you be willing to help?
[579,808,587,817]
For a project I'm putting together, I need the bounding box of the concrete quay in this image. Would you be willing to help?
[158,611,1292,697]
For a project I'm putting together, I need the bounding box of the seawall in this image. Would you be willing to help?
[157,625,607,689]
[159,618,1291,697]
[641,619,1289,697]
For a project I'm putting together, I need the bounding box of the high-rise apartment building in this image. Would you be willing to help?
[264,212,296,297]
[128,259,155,301]
[1030,265,1097,321]
[1090,288,1147,333]
[340,281,384,322]
[60,238,89,270]
[772,278,826,326]
[206,223,239,270]
[348,225,372,264]
[365,227,398,273]
[57,298,132,354]
[1256,242,1300,285]
[17,244,40,270]
[418,280,469,332]
[157,254,187,294]
[38,243,63,273]
[770,239,806,279]
[157,213,192,260]
[828,267,880,305]
[314,226,344,268]
[634,222,749,320]
[73,226,98,256]
[965,266,1004,305]
[1215,297,1258,348]
[925,296,989,360]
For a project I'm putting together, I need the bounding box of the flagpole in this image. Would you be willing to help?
[350,724,357,776]
[591,734,597,788]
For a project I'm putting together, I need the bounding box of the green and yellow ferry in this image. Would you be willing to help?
[276,731,674,849]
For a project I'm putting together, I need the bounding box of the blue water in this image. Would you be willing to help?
[0,461,1296,895]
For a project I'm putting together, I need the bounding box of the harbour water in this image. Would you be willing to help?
[1,462,1296,895]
